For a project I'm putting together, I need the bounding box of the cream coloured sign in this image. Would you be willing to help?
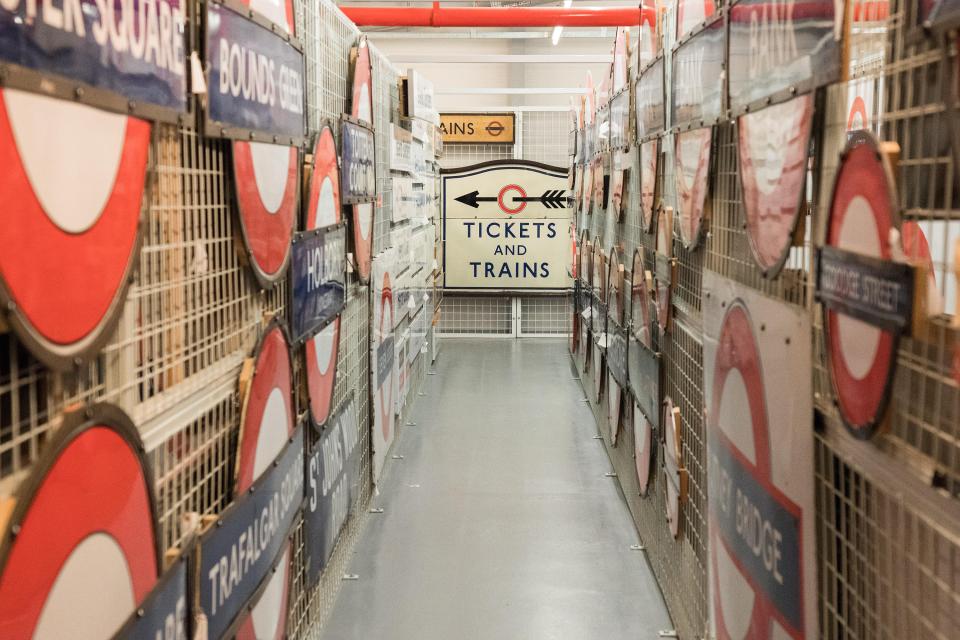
[441,160,572,290]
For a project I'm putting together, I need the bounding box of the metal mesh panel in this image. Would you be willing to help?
[518,296,571,335]
[438,295,513,335]
[521,110,570,167]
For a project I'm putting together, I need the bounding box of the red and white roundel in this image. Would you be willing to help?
[634,405,653,497]
[378,272,396,442]
[640,139,659,232]
[901,221,942,315]
[662,396,684,538]
[613,28,630,94]
[631,248,654,350]
[0,88,148,369]
[351,37,375,283]
[708,300,806,639]
[0,406,158,638]
[235,542,292,640]
[675,127,711,250]
[738,95,813,276]
[592,156,605,213]
[304,126,343,428]
[237,321,294,493]
[232,141,299,287]
[824,131,899,438]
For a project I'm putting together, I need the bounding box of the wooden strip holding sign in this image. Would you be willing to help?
[440,113,516,144]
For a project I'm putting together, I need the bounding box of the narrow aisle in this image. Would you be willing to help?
[322,339,671,640]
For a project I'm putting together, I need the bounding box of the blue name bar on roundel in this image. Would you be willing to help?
[198,424,305,640]
[0,0,188,120]
[290,224,347,343]
[205,1,306,143]
[341,118,377,204]
[114,555,190,640]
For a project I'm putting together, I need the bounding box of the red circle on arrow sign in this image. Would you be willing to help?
[498,184,527,215]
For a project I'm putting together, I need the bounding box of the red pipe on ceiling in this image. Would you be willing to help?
[339,5,653,28]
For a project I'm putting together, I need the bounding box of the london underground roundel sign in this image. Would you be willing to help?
[675,127,711,250]
[304,125,343,428]
[351,36,375,282]
[234,542,292,640]
[237,319,295,494]
[738,94,813,276]
[232,141,299,287]
[705,272,815,640]
[631,248,654,350]
[0,89,149,369]
[662,395,685,539]
[0,405,159,638]
[824,132,900,437]
[640,139,659,232]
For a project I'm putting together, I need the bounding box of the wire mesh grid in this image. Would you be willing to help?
[518,296,571,335]
[439,295,514,335]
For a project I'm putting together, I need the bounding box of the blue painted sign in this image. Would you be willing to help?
[205,1,305,142]
[341,118,377,203]
[0,0,187,120]
[113,555,189,640]
[290,224,347,343]
[817,246,915,333]
[304,394,361,585]
[198,424,304,640]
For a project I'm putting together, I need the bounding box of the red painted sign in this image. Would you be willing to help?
[0,90,148,368]
[0,406,159,638]
[304,125,343,427]
[351,36,375,282]
[675,127,711,249]
[824,132,899,437]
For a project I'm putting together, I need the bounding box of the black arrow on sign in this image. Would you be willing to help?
[455,190,497,209]
[512,189,569,209]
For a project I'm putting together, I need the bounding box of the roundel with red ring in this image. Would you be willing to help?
[847,95,868,132]
[236,320,295,494]
[0,405,159,638]
[634,405,654,497]
[708,301,807,639]
[378,272,396,442]
[675,127,711,250]
[350,36,375,283]
[738,94,813,276]
[612,27,630,94]
[655,206,674,332]
[232,141,299,287]
[640,139,659,232]
[631,248,654,350]
[0,88,149,369]
[607,248,625,326]
[824,131,899,437]
[234,541,292,640]
[304,126,343,428]
[607,366,622,444]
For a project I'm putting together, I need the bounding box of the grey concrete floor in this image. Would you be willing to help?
[321,339,672,640]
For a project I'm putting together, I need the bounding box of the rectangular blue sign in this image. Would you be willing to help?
[205,1,305,142]
[198,425,304,640]
[341,118,377,204]
[709,435,803,631]
[290,224,347,343]
[304,395,361,585]
[114,554,189,640]
[0,0,187,120]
